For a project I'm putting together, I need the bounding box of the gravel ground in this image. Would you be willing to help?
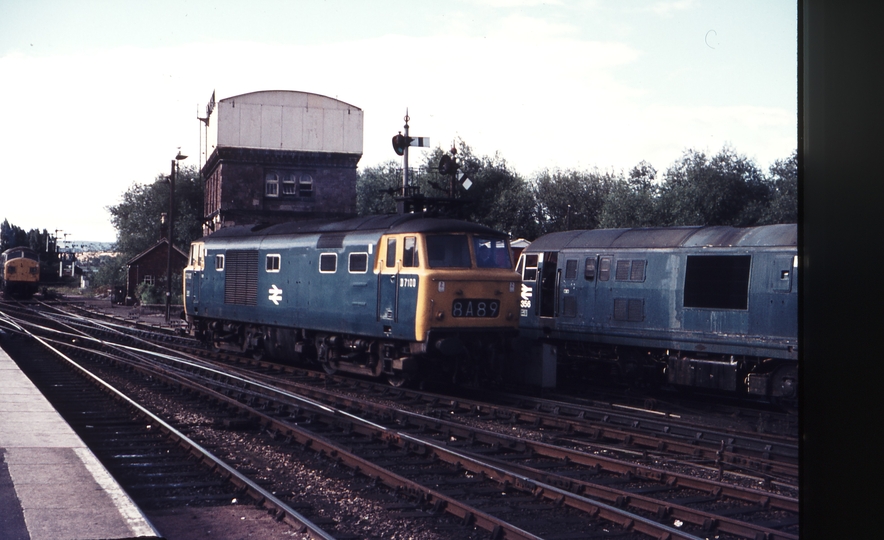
[101,371,483,540]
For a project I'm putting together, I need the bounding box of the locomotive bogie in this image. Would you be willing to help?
[183,215,521,385]
[517,224,797,399]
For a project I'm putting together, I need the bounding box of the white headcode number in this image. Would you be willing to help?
[451,299,499,318]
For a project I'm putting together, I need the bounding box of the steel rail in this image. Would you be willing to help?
[0,311,337,540]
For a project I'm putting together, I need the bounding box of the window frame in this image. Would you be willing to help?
[215,254,225,271]
[265,172,280,197]
[348,252,369,274]
[403,236,419,268]
[319,253,337,273]
[266,254,281,273]
[298,174,314,197]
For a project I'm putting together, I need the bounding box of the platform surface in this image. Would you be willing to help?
[0,344,158,540]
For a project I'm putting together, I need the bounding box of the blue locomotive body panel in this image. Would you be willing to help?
[517,224,797,397]
[183,214,521,384]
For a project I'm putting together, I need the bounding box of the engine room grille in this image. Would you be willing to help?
[224,250,258,305]
[613,298,644,321]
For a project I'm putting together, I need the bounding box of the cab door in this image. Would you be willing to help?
[538,252,559,318]
[185,243,204,313]
[378,237,399,323]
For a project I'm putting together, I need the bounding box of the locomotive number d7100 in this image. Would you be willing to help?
[452,299,499,318]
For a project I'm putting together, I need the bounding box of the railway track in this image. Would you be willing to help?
[1,302,799,539]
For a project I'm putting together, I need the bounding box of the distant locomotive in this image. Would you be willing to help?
[516,224,797,401]
[1,247,40,298]
[183,214,521,386]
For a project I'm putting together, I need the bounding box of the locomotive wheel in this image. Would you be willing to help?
[322,362,337,376]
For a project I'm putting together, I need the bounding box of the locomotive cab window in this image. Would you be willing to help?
[319,253,337,273]
[385,238,396,268]
[427,234,470,268]
[474,236,512,269]
[190,243,205,269]
[266,254,281,272]
[565,259,578,279]
[403,236,419,268]
[521,254,539,281]
[215,254,225,271]
[684,255,751,310]
[349,252,368,273]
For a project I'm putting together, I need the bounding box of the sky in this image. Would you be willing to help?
[0,0,796,243]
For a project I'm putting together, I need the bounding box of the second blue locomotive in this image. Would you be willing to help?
[515,224,797,400]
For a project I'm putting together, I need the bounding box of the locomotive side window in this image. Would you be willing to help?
[215,254,225,271]
[386,238,396,268]
[598,257,612,281]
[565,260,578,279]
[426,235,470,268]
[319,253,337,273]
[349,252,368,273]
[403,236,419,268]
[266,254,281,272]
[522,254,538,281]
[684,255,750,310]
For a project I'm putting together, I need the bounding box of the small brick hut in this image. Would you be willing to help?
[125,239,188,305]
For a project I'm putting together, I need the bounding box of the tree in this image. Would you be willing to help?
[599,161,660,228]
[90,253,128,289]
[356,161,400,216]
[657,145,770,227]
[107,164,204,261]
[761,150,798,224]
[532,168,615,234]
[427,141,540,239]
[0,219,28,252]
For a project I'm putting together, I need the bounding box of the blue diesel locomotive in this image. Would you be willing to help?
[183,214,521,386]
[516,224,797,400]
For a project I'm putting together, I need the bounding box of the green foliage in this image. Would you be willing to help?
[90,253,127,288]
[657,146,770,227]
[107,164,204,261]
[356,160,400,215]
[0,219,28,252]
[598,162,660,229]
[532,168,615,234]
[761,150,798,224]
[433,141,540,239]
[135,282,165,305]
[357,141,796,242]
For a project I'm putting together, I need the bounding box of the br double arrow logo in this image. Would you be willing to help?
[268,284,283,305]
